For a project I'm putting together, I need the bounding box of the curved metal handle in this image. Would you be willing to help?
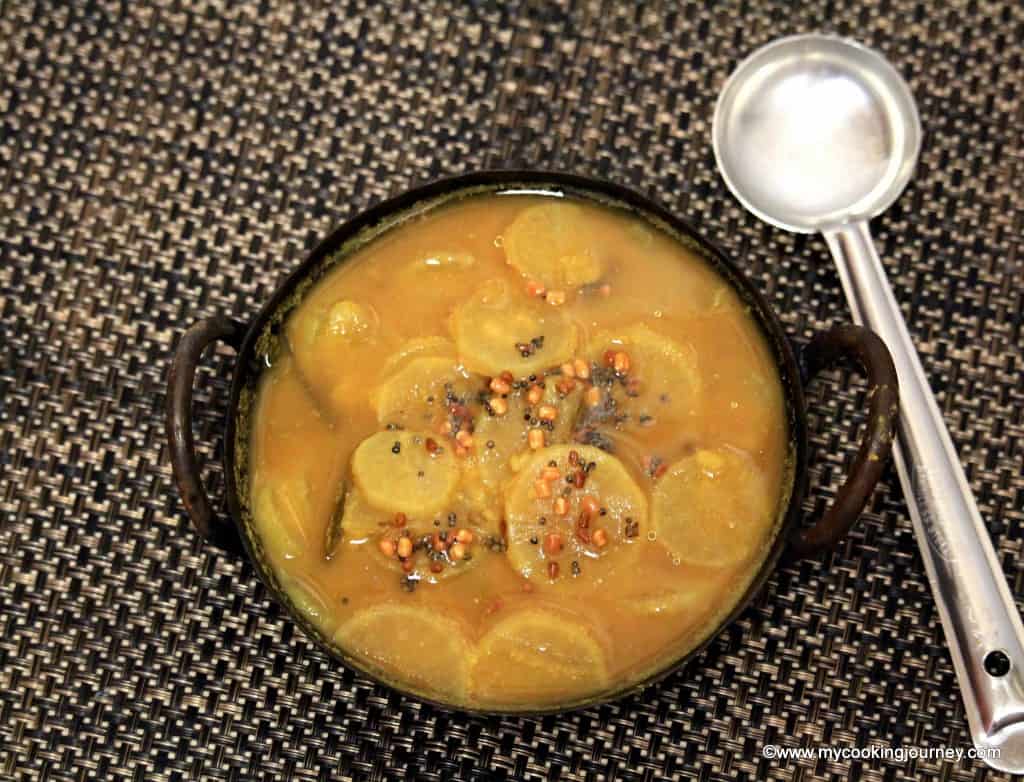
[825,220,1024,773]
[166,316,247,548]
[792,324,899,557]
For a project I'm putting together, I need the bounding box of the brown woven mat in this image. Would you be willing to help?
[2,1,1022,780]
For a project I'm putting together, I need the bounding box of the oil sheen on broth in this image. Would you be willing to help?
[250,194,788,709]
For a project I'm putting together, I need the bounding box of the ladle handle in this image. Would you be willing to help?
[824,220,1024,771]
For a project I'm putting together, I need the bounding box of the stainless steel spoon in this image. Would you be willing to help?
[713,33,1024,772]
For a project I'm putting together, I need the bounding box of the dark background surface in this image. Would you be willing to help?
[1,1,1022,780]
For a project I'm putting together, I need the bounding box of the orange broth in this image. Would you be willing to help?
[249,193,789,709]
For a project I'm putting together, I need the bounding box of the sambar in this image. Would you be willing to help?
[167,172,898,713]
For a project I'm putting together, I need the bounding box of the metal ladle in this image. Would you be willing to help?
[713,33,1024,772]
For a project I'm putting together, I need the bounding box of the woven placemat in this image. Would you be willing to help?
[2,1,1021,780]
